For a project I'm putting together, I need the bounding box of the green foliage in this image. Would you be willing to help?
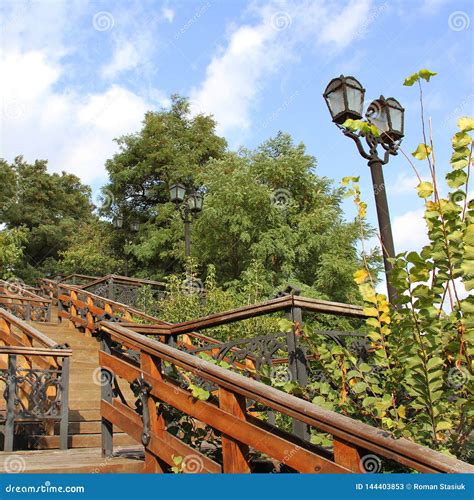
[58,219,124,275]
[0,156,93,280]
[317,72,472,461]
[342,119,379,137]
[193,133,367,302]
[0,227,28,278]
[102,95,227,276]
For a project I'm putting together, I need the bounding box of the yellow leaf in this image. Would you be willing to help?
[412,143,432,160]
[354,269,369,284]
[397,406,406,419]
[458,116,474,132]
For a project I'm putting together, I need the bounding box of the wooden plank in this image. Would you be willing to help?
[219,388,251,473]
[100,351,348,473]
[141,352,167,473]
[334,438,363,472]
[101,400,220,473]
[99,323,474,474]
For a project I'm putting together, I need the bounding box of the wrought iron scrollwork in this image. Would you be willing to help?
[0,368,63,419]
[130,374,152,446]
[181,333,288,371]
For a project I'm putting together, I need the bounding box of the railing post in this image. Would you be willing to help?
[100,333,114,458]
[286,305,309,441]
[219,387,251,473]
[333,438,363,472]
[4,354,17,452]
[107,278,115,302]
[26,303,31,321]
[141,352,167,473]
[69,290,77,329]
[57,286,63,324]
[46,302,52,322]
[59,356,70,450]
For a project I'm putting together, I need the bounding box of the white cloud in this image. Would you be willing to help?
[393,208,429,252]
[161,6,175,23]
[190,0,373,137]
[101,41,143,79]
[392,171,419,194]
[0,49,151,184]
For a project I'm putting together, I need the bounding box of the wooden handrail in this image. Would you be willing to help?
[0,345,72,357]
[0,307,57,348]
[99,321,473,474]
[0,308,71,451]
[79,274,167,290]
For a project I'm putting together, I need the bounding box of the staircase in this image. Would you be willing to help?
[26,318,138,451]
[0,308,144,473]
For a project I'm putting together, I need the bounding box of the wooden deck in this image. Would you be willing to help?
[0,311,145,472]
[0,446,144,473]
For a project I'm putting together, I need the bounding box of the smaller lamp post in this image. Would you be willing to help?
[113,215,140,276]
[169,184,203,258]
[323,76,405,304]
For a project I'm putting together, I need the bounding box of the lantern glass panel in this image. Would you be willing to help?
[345,78,364,117]
[130,221,139,233]
[170,183,186,203]
[114,216,123,229]
[366,99,389,133]
[326,87,345,121]
[188,193,203,213]
[386,98,404,137]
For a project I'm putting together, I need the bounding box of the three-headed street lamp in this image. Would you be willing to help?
[113,215,140,276]
[323,75,405,304]
[169,183,203,258]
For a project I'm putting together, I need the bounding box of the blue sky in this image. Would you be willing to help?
[1,0,473,259]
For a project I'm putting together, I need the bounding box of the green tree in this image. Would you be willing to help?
[0,156,93,280]
[193,133,372,302]
[58,219,124,276]
[0,227,28,279]
[102,95,227,276]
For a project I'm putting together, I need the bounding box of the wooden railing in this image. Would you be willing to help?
[0,308,71,451]
[99,321,473,474]
[0,280,52,322]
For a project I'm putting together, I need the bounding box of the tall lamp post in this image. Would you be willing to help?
[323,75,405,304]
[113,215,140,276]
[169,184,203,258]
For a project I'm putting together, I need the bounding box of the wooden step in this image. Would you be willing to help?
[69,409,101,421]
[55,420,102,434]
[31,432,139,449]
[0,446,144,473]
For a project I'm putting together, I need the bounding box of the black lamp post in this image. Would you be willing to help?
[323,75,405,304]
[113,215,140,276]
[169,184,203,259]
